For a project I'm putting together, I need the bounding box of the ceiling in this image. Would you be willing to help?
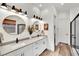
[1,3,79,17]
[5,3,79,13]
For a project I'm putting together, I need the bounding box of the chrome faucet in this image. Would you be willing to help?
[16,38,19,43]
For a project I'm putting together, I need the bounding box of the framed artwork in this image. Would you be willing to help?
[44,23,48,30]
[35,24,39,30]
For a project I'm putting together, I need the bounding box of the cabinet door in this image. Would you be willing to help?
[32,40,41,56]
[41,38,47,49]
[38,39,47,55]
[23,45,34,56]
[5,48,24,56]
[32,39,47,56]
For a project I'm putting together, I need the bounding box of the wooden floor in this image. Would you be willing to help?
[39,49,56,56]
[40,42,73,56]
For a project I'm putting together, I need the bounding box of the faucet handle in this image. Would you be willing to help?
[0,33,4,43]
[16,38,19,43]
[0,38,2,43]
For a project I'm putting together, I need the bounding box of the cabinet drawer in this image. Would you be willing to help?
[32,39,47,56]
[23,45,34,56]
[32,41,41,55]
[41,39,47,48]
[5,45,34,56]
[39,39,47,53]
[5,48,24,56]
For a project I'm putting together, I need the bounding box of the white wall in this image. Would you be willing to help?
[70,7,79,21]
[55,12,70,45]
[54,7,79,47]
[6,3,41,18]
[41,7,57,51]
[70,7,79,46]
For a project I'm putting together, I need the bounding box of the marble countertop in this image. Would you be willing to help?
[0,36,47,55]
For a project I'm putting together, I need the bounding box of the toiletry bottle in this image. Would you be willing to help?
[33,15,35,18]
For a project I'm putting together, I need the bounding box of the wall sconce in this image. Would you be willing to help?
[1,3,8,9]
[24,11,27,15]
[12,5,15,10]
[1,3,7,7]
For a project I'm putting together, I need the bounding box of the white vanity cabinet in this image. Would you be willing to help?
[23,45,34,56]
[3,38,47,56]
[5,44,34,56]
[32,38,47,56]
[5,47,25,56]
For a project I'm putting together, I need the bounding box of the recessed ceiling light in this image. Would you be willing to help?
[39,4,42,7]
[61,3,64,6]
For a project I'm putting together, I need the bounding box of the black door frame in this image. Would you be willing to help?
[70,13,79,55]
[54,25,56,50]
[70,13,79,47]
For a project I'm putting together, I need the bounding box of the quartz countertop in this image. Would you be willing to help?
[0,36,47,55]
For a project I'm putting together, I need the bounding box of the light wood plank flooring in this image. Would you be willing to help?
[40,42,73,56]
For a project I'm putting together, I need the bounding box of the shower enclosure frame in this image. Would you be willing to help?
[70,13,79,55]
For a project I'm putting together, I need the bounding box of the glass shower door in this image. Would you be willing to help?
[70,20,76,48]
[76,16,79,52]
[70,14,79,55]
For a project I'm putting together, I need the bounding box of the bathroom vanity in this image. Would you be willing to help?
[0,4,48,56]
[0,36,47,56]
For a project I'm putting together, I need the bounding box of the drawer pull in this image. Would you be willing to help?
[35,47,38,49]
[36,53,38,56]
[43,41,45,44]
[21,53,22,56]
[21,53,24,56]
